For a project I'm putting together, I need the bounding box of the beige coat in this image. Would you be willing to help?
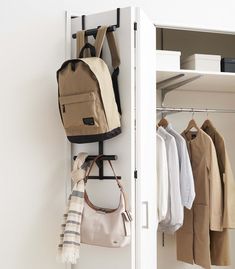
[176,129,223,269]
[202,120,235,265]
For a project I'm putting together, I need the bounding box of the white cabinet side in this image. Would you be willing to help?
[135,7,157,269]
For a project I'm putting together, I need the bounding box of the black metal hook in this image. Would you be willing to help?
[82,15,85,30]
[73,141,121,180]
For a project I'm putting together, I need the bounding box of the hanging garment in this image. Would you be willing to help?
[58,152,89,264]
[202,119,235,265]
[157,127,183,233]
[202,120,235,228]
[156,133,169,223]
[166,123,195,209]
[176,129,223,269]
[210,229,230,266]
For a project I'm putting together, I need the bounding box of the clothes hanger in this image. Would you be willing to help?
[202,109,214,129]
[158,112,169,128]
[184,110,200,134]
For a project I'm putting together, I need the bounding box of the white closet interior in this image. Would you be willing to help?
[156,27,235,269]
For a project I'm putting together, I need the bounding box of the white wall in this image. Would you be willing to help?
[66,0,235,32]
[1,1,68,269]
[1,0,235,269]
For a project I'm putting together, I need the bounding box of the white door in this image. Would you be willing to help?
[66,7,157,269]
[67,7,136,269]
[135,7,157,269]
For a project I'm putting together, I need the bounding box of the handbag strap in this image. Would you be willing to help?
[85,155,129,211]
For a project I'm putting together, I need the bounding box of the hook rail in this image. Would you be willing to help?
[72,8,120,39]
[73,142,121,180]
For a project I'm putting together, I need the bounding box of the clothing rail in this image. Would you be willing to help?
[156,107,235,114]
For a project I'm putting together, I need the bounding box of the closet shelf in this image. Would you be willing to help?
[157,69,235,93]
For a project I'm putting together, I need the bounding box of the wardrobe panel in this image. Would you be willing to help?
[156,25,235,269]
[135,7,157,269]
[69,7,136,269]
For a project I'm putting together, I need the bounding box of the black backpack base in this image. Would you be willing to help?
[67,127,122,144]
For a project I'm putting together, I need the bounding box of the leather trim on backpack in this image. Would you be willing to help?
[67,127,121,143]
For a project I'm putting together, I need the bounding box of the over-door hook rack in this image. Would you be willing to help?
[73,141,121,180]
[72,8,120,39]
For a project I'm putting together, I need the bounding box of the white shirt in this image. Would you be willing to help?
[166,124,195,209]
[157,127,183,233]
[156,134,169,223]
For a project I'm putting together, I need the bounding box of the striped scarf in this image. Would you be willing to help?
[58,152,89,264]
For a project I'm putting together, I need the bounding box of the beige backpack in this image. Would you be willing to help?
[57,26,121,143]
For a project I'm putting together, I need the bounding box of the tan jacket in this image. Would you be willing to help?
[176,129,222,269]
[202,120,235,265]
[202,120,235,228]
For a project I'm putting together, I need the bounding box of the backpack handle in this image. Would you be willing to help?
[79,43,96,58]
[77,27,120,68]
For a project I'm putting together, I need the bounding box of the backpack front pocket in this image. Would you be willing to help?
[59,92,100,134]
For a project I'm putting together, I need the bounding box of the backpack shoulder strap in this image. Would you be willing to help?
[76,30,87,58]
[94,26,108,57]
[106,31,120,69]
[95,27,122,114]
[94,27,120,69]
[106,31,121,114]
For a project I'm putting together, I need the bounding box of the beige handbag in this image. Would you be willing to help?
[81,156,132,248]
